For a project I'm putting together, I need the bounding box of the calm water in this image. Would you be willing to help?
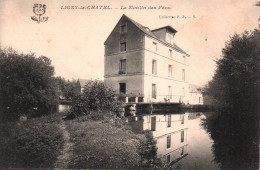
[128,112,220,169]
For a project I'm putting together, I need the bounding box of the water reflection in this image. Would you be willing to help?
[201,113,259,170]
[127,112,220,169]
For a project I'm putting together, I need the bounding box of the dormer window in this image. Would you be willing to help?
[120,24,127,33]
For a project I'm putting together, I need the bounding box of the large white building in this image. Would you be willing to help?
[104,14,190,103]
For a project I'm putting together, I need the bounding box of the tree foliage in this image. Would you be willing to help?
[55,77,81,100]
[0,48,58,120]
[202,26,260,169]
[70,81,124,116]
[204,27,260,113]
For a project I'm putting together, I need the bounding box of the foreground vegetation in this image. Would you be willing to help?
[66,113,144,169]
[0,111,150,169]
[0,113,64,168]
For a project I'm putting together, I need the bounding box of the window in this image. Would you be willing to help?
[119,83,126,94]
[138,97,144,103]
[119,59,126,74]
[168,65,172,77]
[128,97,136,103]
[181,131,184,142]
[169,49,172,57]
[182,69,185,81]
[153,42,157,52]
[152,60,157,75]
[167,32,174,45]
[152,84,157,99]
[168,86,172,99]
[199,97,201,103]
[167,135,171,148]
[167,115,171,127]
[120,24,127,33]
[151,116,156,131]
[182,87,185,97]
[183,56,186,64]
[120,42,126,52]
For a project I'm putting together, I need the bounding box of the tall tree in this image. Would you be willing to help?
[205,27,260,113]
[0,48,58,120]
[203,26,259,169]
[55,77,81,100]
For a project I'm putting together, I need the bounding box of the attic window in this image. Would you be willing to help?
[145,27,150,32]
[121,24,127,33]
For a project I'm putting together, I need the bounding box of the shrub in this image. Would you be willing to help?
[69,81,125,119]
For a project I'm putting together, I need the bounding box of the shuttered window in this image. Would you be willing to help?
[152,60,157,75]
[119,59,126,73]
[167,135,171,148]
[152,84,157,99]
[181,131,184,142]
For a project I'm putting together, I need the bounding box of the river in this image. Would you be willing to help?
[127,112,224,169]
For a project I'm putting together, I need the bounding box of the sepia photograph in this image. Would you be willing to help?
[0,0,259,169]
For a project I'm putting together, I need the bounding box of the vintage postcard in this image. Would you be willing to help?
[0,0,259,169]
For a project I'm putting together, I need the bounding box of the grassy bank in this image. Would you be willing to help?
[0,113,64,168]
[65,115,144,169]
[0,111,145,169]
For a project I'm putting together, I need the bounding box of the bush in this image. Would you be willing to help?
[0,48,58,120]
[69,81,125,119]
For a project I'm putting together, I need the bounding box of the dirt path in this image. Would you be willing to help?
[54,121,74,169]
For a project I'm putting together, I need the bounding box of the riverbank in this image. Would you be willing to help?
[65,116,143,169]
[0,113,64,168]
[0,111,144,169]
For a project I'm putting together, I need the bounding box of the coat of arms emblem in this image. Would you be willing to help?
[31,4,48,23]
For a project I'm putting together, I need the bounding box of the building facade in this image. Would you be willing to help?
[104,14,190,103]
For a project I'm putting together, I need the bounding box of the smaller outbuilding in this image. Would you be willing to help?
[188,84,203,105]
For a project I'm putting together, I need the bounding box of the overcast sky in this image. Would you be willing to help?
[0,0,259,86]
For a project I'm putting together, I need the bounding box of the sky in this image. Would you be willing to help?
[0,0,259,86]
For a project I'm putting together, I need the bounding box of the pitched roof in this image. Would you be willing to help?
[124,15,189,56]
[78,79,102,87]
[189,84,202,93]
[152,25,177,33]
